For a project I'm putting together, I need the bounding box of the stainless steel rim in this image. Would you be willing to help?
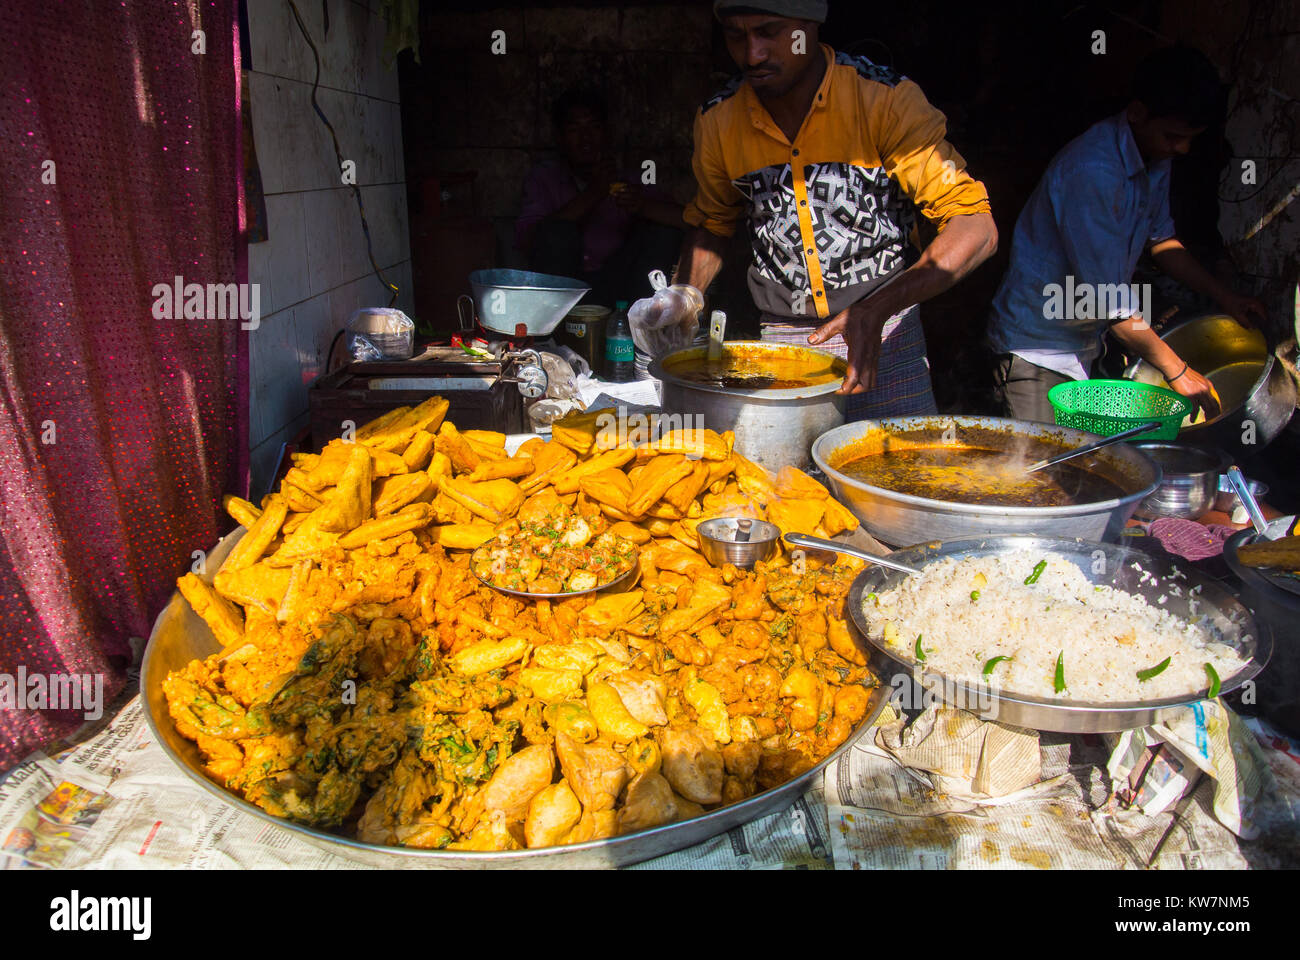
[811,416,1163,519]
[649,341,848,402]
[842,534,1270,732]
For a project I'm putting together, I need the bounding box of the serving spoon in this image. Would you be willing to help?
[783,532,922,575]
[1023,420,1162,474]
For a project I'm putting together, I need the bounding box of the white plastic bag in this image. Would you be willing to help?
[627,270,704,356]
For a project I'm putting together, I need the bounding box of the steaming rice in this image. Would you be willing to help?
[861,550,1247,702]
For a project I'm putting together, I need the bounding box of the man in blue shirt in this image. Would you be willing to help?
[988,47,1266,423]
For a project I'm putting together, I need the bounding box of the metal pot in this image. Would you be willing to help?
[650,341,846,472]
[1132,442,1229,520]
[1124,314,1297,457]
[811,416,1161,547]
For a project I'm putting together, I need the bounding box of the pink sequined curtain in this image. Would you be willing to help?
[0,0,246,768]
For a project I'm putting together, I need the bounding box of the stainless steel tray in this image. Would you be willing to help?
[142,529,894,868]
[844,535,1271,733]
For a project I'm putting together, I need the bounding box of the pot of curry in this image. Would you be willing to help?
[811,416,1161,547]
[650,341,846,473]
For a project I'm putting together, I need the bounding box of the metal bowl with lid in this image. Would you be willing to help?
[1131,442,1229,520]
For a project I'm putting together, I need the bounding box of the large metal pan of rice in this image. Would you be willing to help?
[848,536,1271,733]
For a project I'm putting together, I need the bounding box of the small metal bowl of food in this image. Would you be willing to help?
[697,517,781,569]
[1133,442,1229,520]
[1214,474,1269,515]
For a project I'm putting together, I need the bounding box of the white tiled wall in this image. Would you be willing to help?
[247,0,413,495]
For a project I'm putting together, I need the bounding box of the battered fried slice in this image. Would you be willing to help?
[774,465,829,500]
[617,771,678,833]
[578,467,633,513]
[431,522,495,550]
[551,406,615,456]
[214,562,293,616]
[660,725,724,804]
[578,590,645,634]
[222,495,262,529]
[336,503,433,549]
[732,453,777,501]
[223,495,288,570]
[400,430,436,471]
[661,460,711,515]
[513,442,573,495]
[627,454,694,518]
[467,458,533,482]
[372,471,433,516]
[434,422,482,475]
[314,445,373,532]
[766,497,826,538]
[439,476,524,524]
[552,447,636,495]
[651,427,728,462]
[177,572,245,647]
[818,495,860,537]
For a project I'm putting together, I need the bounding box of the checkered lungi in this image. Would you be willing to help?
[760,303,937,421]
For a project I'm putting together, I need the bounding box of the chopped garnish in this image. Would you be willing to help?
[1204,663,1221,699]
[1053,652,1066,693]
[914,634,926,662]
[1136,656,1171,682]
[982,656,1012,679]
[1025,559,1047,585]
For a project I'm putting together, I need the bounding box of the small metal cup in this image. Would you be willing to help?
[697,517,781,569]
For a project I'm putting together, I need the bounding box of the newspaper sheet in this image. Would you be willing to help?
[2,694,1297,870]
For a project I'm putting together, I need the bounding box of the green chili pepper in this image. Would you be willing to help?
[1054,652,1066,693]
[970,589,981,601]
[914,635,926,662]
[1136,656,1172,682]
[1204,663,1221,699]
[1025,560,1047,585]
[982,655,1012,679]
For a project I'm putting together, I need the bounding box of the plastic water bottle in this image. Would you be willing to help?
[605,300,635,382]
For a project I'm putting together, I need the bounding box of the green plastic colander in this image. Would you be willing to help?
[1047,379,1191,440]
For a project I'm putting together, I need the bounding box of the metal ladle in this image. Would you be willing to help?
[783,532,922,575]
[1226,464,1270,536]
[1023,420,1162,474]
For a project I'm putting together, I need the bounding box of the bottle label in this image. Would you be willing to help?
[606,338,634,362]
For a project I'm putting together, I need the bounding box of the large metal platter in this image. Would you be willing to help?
[142,529,894,868]
[844,535,1271,733]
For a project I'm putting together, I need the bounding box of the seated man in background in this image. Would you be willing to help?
[516,89,685,306]
[987,46,1266,423]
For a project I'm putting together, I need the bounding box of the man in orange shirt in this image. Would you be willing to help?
[673,1,998,417]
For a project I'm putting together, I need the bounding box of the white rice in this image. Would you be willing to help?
[861,550,1246,702]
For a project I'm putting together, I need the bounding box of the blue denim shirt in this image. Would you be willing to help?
[988,113,1177,363]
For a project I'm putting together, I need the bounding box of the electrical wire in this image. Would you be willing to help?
[287,0,399,308]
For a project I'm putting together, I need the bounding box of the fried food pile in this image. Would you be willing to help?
[470,504,638,594]
[165,400,876,850]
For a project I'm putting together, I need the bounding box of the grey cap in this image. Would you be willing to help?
[713,0,828,23]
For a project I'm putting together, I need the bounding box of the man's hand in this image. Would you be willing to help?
[808,299,889,394]
[1216,291,1267,330]
[1167,365,1222,421]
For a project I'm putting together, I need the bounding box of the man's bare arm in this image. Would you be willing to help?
[1150,239,1267,328]
[1109,315,1221,419]
[671,226,730,293]
[810,212,998,392]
